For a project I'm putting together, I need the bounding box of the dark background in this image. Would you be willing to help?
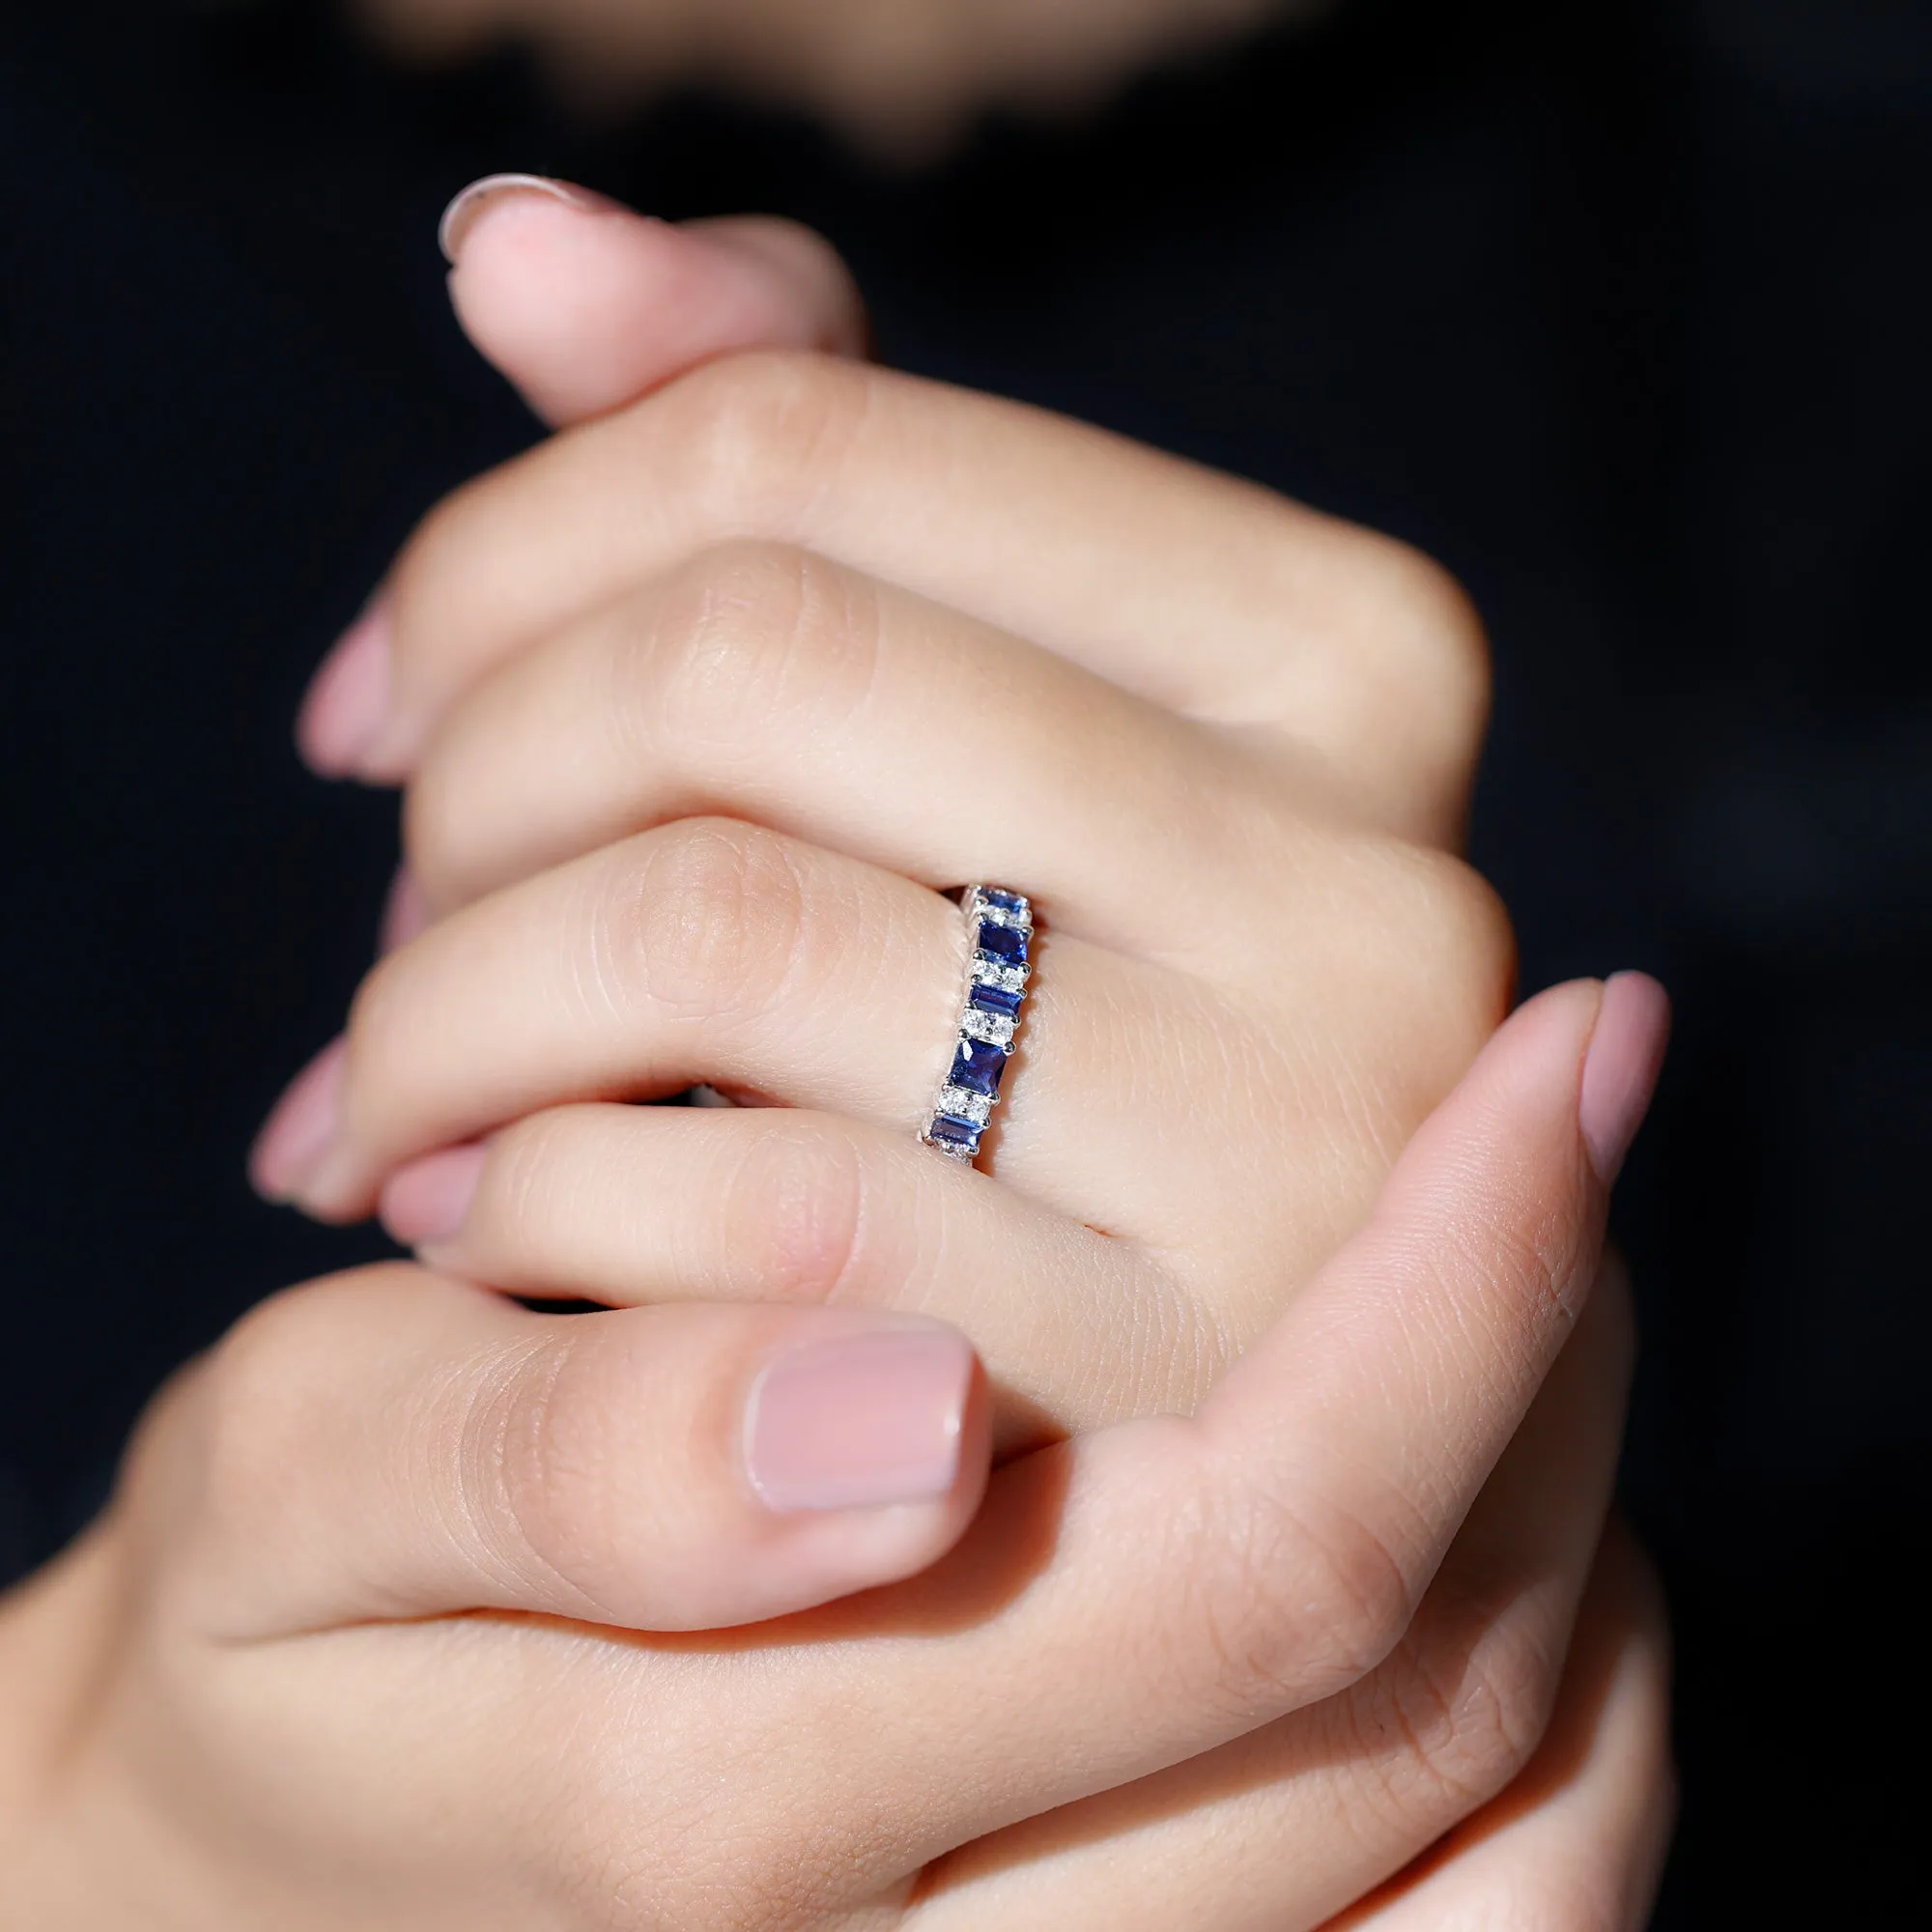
[2,0,1926,1918]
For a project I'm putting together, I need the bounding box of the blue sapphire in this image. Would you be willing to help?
[982,889,1027,914]
[928,1114,982,1154]
[949,1037,1008,1097]
[969,980,1023,1019]
[976,920,1029,966]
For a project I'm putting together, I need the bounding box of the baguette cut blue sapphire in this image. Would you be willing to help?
[969,981,1023,1019]
[923,885,1035,1167]
[949,1037,1008,1097]
[975,920,1028,966]
[928,1114,982,1154]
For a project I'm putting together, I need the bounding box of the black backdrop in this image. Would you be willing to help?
[3,0,1926,1918]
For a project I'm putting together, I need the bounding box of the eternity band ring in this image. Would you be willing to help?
[920,885,1034,1166]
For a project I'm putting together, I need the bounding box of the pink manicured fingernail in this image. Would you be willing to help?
[382,1144,487,1246]
[249,1037,348,1201]
[746,1328,974,1512]
[298,599,392,777]
[439,174,620,265]
[380,865,430,954]
[1578,972,1671,1185]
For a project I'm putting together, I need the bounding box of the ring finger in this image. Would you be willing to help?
[403,539,1297,952]
[257,816,1250,1243]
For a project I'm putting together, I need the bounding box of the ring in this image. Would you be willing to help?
[920,885,1034,1166]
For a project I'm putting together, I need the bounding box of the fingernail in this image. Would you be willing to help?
[1578,972,1671,1185]
[745,1327,974,1513]
[298,599,392,778]
[249,1037,348,1202]
[381,1143,487,1246]
[439,174,620,265]
[380,864,430,954]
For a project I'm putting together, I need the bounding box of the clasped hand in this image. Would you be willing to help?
[0,185,1673,1928]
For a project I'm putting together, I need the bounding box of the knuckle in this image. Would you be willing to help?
[645,540,882,767]
[1354,1597,1560,1826]
[197,1269,410,1518]
[718,1117,870,1306]
[1188,1481,1421,1716]
[196,1302,301,1504]
[1359,536,1492,735]
[663,350,874,530]
[1315,840,1516,1079]
[1406,851,1519,1043]
[479,1326,625,1613]
[595,818,811,1028]
[1293,526,1492,786]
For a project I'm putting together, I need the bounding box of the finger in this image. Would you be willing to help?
[255,818,977,1221]
[261,814,1499,1265]
[403,541,1277,942]
[440,177,867,427]
[363,354,1489,833]
[378,1103,1212,1447]
[255,816,1320,1246]
[648,976,1665,1889]
[907,1257,1636,1930]
[298,186,866,778]
[1320,1519,1675,1932]
[180,1264,988,1637]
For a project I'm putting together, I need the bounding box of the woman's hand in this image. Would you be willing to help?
[228,186,1675,1925]
[260,184,1515,1447]
[2,987,1671,1928]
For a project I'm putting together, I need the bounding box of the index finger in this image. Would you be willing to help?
[365,353,1488,805]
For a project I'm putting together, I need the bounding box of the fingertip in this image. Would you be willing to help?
[745,1324,979,1514]
[438,173,620,267]
[443,187,866,425]
[297,601,391,779]
[381,1143,487,1247]
[681,214,870,357]
[719,1319,992,1619]
[249,1037,348,1203]
[1578,972,1671,1185]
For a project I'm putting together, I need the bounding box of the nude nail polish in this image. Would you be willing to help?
[249,1037,347,1202]
[745,1328,973,1513]
[438,174,620,265]
[381,1144,487,1246]
[380,865,430,954]
[297,599,391,778]
[1577,972,1671,1184]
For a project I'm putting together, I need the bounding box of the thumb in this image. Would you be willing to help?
[439,174,869,426]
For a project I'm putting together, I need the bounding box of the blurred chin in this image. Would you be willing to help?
[352,0,1322,156]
